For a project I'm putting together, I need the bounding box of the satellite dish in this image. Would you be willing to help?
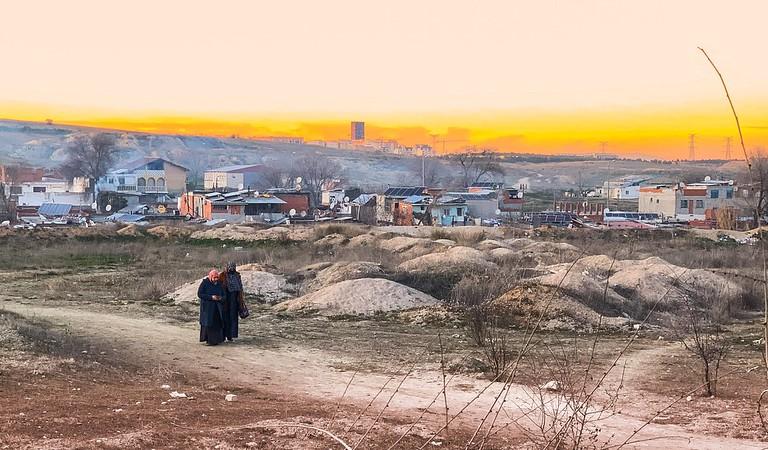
[295,184,302,191]
[295,177,303,184]
[254,191,260,196]
[300,210,307,218]
[105,204,112,212]
[91,202,98,210]
[289,208,297,217]
[704,175,711,182]
[343,196,350,203]
[495,209,502,216]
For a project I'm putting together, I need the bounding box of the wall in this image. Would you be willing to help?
[465,199,498,219]
[638,187,676,218]
[163,164,188,193]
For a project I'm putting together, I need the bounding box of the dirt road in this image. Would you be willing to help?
[2,300,764,449]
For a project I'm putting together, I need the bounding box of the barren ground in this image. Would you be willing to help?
[1,228,767,449]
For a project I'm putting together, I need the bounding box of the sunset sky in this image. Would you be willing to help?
[1,1,767,158]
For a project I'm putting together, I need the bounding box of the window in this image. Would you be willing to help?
[680,199,688,208]
[656,199,659,204]
[456,207,463,216]
[145,160,164,170]
[33,186,46,193]
[710,190,719,199]
[10,186,22,195]
[726,189,733,199]
[442,208,450,216]
[695,200,704,209]
[118,177,125,185]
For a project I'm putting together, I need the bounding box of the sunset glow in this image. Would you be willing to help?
[2,1,768,158]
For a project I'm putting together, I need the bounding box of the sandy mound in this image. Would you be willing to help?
[491,284,629,330]
[535,255,744,318]
[476,239,511,251]
[501,239,582,266]
[379,236,432,253]
[305,262,386,292]
[146,225,191,239]
[116,224,141,236]
[165,269,291,305]
[313,233,349,247]
[347,233,379,248]
[274,278,439,315]
[398,246,497,274]
[433,239,457,247]
[191,225,313,242]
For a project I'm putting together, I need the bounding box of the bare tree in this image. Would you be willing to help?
[452,150,505,188]
[293,155,342,207]
[671,294,731,397]
[748,149,768,222]
[262,163,296,190]
[408,157,443,187]
[60,133,120,202]
[0,165,19,221]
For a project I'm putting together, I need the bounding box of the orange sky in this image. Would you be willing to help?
[2,1,768,158]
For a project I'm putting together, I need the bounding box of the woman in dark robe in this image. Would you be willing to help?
[220,261,243,342]
[198,269,226,346]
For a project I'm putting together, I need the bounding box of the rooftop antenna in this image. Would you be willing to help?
[688,134,696,161]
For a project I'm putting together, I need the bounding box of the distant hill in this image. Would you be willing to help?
[0,119,744,192]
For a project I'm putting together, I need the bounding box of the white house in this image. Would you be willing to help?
[16,177,91,208]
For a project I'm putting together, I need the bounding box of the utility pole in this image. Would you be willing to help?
[725,136,732,160]
[688,134,696,161]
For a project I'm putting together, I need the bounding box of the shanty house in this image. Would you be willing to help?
[377,186,428,224]
[431,196,467,226]
[448,190,498,219]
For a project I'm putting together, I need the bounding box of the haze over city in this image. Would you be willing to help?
[2,0,768,157]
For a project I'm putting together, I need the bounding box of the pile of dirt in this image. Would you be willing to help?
[476,239,511,251]
[491,284,628,330]
[304,261,386,292]
[347,233,379,247]
[502,239,582,266]
[190,225,313,242]
[432,238,457,247]
[145,225,192,239]
[313,233,349,247]
[116,224,142,236]
[535,255,745,319]
[398,245,497,274]
[274,278,439,316]
[164,269,292,305]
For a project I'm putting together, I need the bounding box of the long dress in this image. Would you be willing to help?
[198,277,225,345]
[221,271,243,341]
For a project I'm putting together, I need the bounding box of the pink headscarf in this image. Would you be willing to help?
[207,269,219,282]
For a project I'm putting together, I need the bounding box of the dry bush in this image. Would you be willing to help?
[312,224,367,240]
[671,293,732,397]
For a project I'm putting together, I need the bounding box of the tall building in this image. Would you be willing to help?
[350,121,365,141]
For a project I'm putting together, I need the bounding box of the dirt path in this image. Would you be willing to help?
[2,300,764,449]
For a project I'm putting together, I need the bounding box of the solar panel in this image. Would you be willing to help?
[38,203,73,216]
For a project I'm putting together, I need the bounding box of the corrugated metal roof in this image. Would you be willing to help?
[351,194,375,205]
[208,164,265,173]
[38,203,73,216]
[243,197,286,204]
[402,195,429,204]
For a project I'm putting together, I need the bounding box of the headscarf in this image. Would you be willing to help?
[207,269,219,282]
[225,262,242,292]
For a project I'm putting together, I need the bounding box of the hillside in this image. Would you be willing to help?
[0,119,744,191]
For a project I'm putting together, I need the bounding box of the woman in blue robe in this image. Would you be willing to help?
[198,269,225,346]
[220,261,244,342]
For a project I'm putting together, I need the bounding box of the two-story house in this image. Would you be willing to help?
[98,158,188,196]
